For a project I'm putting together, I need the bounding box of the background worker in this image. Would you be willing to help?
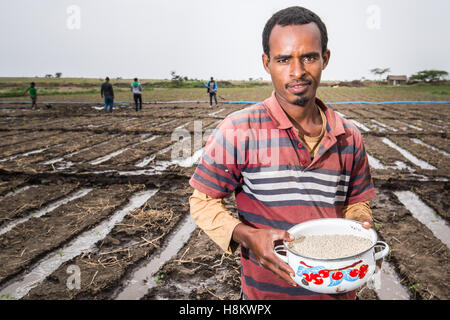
[131,78,143,111]
[100,77,114,113]
[203,77,218,108]
[24,82,37,109]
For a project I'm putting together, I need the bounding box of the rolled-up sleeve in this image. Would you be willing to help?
[189,189,241,254]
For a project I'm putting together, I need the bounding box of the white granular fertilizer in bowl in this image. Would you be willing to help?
[288,234,373,259]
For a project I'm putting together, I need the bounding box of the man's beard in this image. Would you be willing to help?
[293,95,309,106]
[285,77,312,106]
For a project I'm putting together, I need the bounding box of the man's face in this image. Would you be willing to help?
[262,23,330,107]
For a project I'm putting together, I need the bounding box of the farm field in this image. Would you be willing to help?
[0,84,449,300]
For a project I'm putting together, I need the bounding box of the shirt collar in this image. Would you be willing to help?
[263,91,345,137]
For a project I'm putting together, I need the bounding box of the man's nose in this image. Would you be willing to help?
[290,58,306,79]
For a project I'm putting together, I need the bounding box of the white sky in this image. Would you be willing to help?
[0,0,449,81]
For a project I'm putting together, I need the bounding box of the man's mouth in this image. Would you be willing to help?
[286,80,311,95]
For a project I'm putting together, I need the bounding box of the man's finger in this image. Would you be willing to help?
[263,258,297,287]
[263,250,297,286]
[362,221,373,229]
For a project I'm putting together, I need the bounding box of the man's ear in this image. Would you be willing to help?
[322,49,331,70]
[262,53,271,74]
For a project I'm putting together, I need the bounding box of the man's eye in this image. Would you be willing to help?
[304,56,317,63]
[278,58,289,63]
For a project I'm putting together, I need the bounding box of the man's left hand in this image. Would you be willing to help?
[357,219,383,268]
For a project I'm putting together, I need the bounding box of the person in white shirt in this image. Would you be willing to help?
[131,78,143,111]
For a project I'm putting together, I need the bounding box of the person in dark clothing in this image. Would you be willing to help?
[100,77,114,113]
[203,77,218,108]
[131,78,143,111]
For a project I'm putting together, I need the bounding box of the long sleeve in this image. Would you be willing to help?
[189,189,241,254]
[342,201,373,222]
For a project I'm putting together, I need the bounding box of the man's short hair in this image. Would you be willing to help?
[134,78,138,81]
[105,77,110,81]
[262,6,328,57]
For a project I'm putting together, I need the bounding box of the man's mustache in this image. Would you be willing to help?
[285,78,312,89]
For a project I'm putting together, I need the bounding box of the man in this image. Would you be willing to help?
[24,82,37,109]
[101,77,114,113]
[204,77,218,108]
[189,6,376,300]
[131,78,143,111]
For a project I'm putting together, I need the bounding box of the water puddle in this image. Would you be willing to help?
[172,148,203,167]
[371,120,398,132]
[175,121,191,129]
[0,189,158,299]
[91,146,203,176]
[351,120,371,132]
[395,120,423,131]
[416,120,446,132]
[367,154,414,171]
[410,138,450,157]
[381,138,436,170]
[0,147,48,163]
[87,124,107,129]
[90,149,129,165]
[135,155,156,168]
[368,123,386,132]
[334,111,371,132]
[394,191,450,248]
[0,185,34,202]
[0,188,92,236]
[374,262,411,300]
[41,135,121,167]
[156,119,179,128]
[114,214,197,300]
[117,161,172,176]
[42,157,64,165]
[89,134,153,165]
[367,154,386,169]
[208,108,225,117]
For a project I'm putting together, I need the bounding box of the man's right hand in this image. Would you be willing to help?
[232,223,297,287]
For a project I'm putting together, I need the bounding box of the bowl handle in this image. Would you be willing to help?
[274,245,288,263]
[374,241,390,261]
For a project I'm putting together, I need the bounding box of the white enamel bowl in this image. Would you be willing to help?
[274,218,389,294]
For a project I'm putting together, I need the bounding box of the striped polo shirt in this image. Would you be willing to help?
[189,91,376,300]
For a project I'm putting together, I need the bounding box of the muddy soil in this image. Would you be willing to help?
[0,99,448,301]
[389,135,450,170]
[0,182,78,227]
[370,190,450,299]
[410,182,450,224]
[23,178,192,300]
[0,184,141,285]
[0,178,27,196]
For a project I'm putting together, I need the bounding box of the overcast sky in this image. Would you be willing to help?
[0,0,449,81]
